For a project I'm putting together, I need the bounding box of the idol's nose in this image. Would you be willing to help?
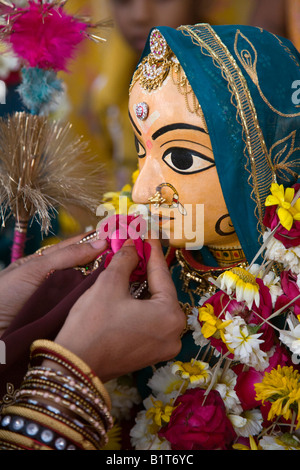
[132,156,165,205]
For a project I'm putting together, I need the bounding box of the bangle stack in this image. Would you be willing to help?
[0,340,113,450]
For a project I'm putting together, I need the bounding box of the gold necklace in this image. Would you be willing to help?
[175,249,247,297]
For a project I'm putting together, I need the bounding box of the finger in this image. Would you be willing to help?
[146,239,177,298]
[24,238,108,278]
[97,239,139,296]
[4,231,98,273]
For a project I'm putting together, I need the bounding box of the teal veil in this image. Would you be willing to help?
[137,24,300,263]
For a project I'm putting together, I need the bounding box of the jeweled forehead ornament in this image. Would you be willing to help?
[129,28,177,93]
[135,102,149,121]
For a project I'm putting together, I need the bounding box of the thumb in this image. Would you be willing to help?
[96,239,139,297]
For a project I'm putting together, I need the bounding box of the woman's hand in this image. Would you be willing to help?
[55,238,186,382]
[0,234,107,337]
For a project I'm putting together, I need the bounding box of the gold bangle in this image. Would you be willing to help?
[0,430,51,450]
[2,405,96,450]
[30,340,111,410]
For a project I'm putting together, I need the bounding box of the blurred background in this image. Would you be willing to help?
[0,0,299,264]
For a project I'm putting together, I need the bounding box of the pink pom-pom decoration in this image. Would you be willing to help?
[3,1,88,71]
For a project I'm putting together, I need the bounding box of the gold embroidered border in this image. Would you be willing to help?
[178,24,274,240]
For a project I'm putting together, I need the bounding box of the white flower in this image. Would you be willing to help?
[213,368,242,414]
[279,315,300,356]
[105,377,141,421]
[259,434,300,450]
[264,230,300,274]
[229,409,263,437]
[130,404,171,450]
[216,267,260,309]
[224,316,269,371]
[187,307,211,348]
[129,410,154,450]
[249,264,283,306]
[147,363,183,403]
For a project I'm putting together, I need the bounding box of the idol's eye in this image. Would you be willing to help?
[134,136,146,158]
[162,147,215,174]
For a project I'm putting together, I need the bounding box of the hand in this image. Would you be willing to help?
[0,233,107,337]
[55,238,186,382]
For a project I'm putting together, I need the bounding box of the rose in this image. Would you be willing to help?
[275,270,300,316]
[159,389,236,450]
[235,367,263,410]
[263,183,300,249]
[97,214,151,282]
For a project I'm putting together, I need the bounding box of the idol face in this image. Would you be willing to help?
[129,76,239,249]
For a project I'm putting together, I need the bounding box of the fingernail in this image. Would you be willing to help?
[123,238,135,247]
[90,238,107,250]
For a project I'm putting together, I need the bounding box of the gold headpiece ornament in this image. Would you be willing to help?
[129,29,208,132]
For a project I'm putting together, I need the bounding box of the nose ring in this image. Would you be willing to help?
[148,183,187,215]
[148,190,166,208]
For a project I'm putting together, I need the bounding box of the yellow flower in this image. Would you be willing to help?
[58,208,81,235]
[232,435,258,450]
[146,399,175,428]
[217,267,260,309]
[102,184,134,214]
[172,359,211,385]
[265,183,300,231]
[255,366,300,428]
[198,304,232,341]
[101,423,122,450]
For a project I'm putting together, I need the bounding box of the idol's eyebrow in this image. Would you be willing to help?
[128,112,142,136]
[152,123,208,141]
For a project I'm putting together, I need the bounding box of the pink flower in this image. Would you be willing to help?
[159,389,236,450]
[235,367,264,410]
[275,270,300,316]
[5,2,87,71]
[263,183,300,248]
[98,214,151,283]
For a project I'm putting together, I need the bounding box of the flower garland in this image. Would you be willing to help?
[101,181,300,450]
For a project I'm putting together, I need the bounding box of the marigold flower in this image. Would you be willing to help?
[265,183,300,231]
[172,360,211,385]
[254,366,300,427]
[217,267,260,309]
